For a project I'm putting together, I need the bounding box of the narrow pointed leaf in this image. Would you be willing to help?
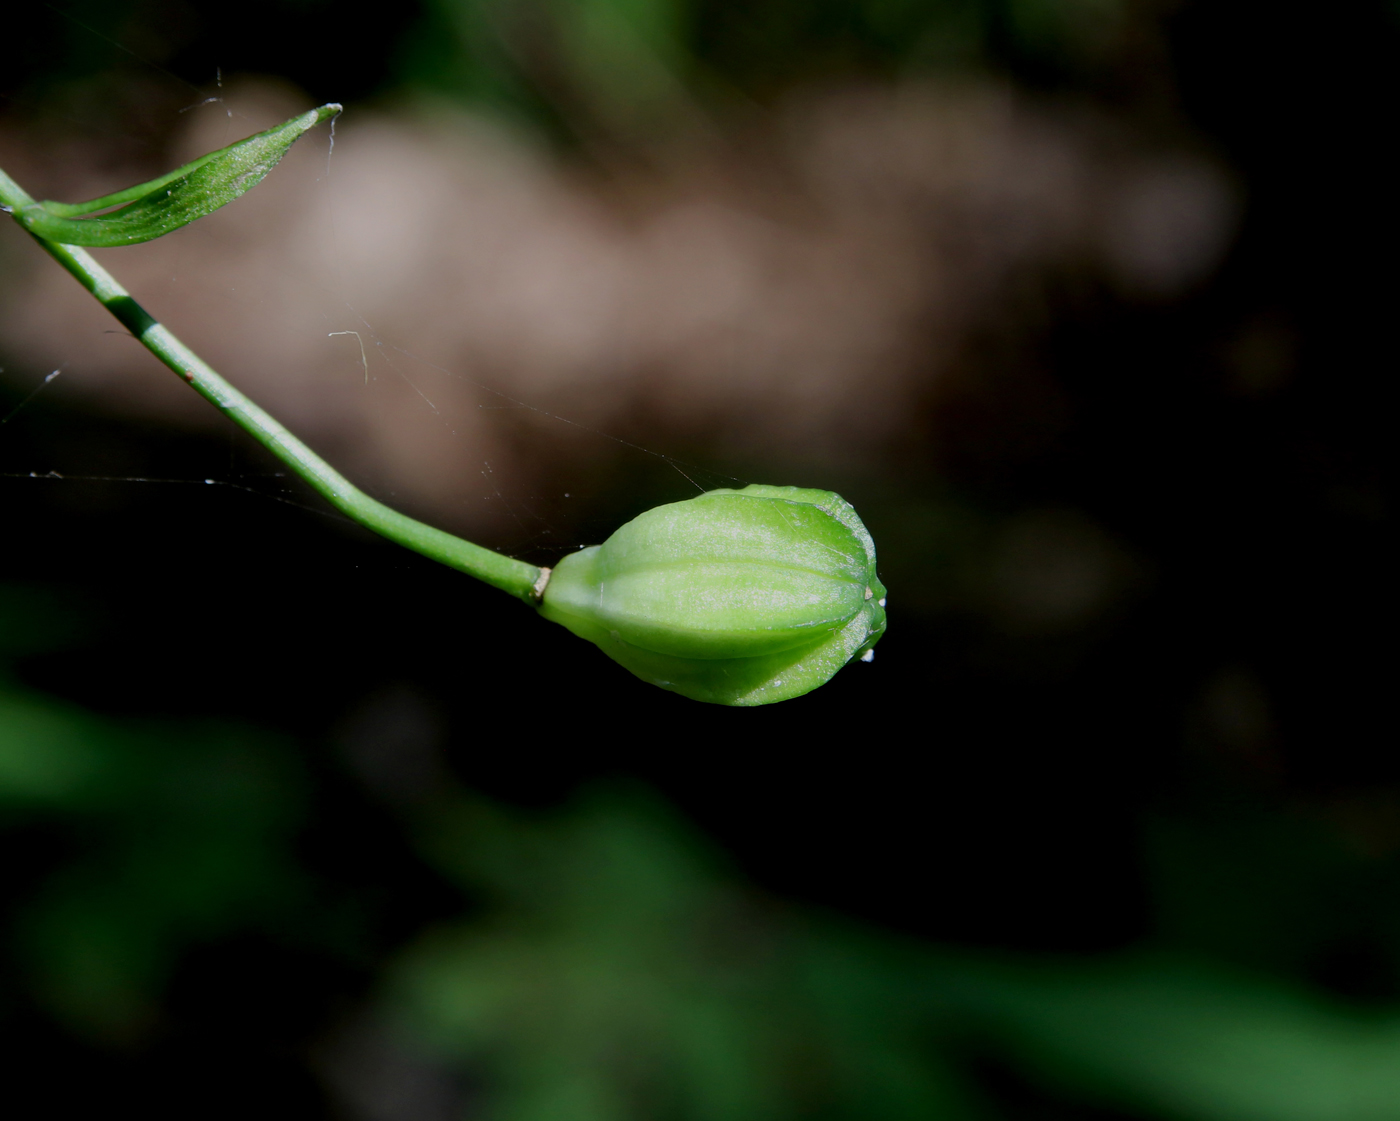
[38,152,225,218]
[13,103,340,247]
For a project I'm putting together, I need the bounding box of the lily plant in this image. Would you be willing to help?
[0,104,885,705]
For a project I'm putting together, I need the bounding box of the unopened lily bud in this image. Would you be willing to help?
[539,484,886,706]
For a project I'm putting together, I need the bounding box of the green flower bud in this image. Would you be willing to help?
[539,484,886,706]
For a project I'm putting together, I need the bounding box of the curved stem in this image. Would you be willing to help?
[0,166,546,603]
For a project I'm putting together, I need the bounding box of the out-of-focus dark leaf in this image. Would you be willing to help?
[382,788,1400,1121]
[390,788,971,1121]
[0,631,309,1040]
[942,953,1400,1121]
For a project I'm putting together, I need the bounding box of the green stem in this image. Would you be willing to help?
[0,166,546,603]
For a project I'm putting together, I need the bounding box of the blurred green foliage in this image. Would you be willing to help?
[2,0,1138,148]
[0,585,310,1041]
[399,0,1135,141]
[387,789,1400,1121]
[5,570,1400,1118]
[394,787,967,1121]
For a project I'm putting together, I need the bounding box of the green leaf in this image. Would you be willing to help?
[12,103,341,247]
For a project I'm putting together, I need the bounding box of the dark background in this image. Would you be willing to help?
[0,1,1393,1118]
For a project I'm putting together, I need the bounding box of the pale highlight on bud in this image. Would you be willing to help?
[539,484,886,705]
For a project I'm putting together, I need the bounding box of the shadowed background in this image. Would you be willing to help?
[0,1,1392,1118]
